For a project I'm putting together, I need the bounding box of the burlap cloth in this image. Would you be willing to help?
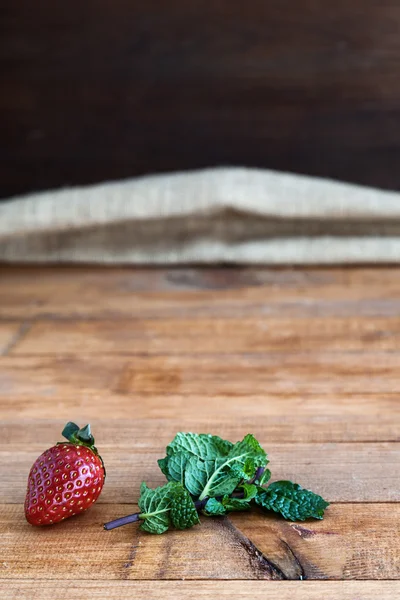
[1,167,400,264]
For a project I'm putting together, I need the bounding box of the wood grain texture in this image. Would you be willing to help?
[231,505,400,580]
[2,267,400,320]
[1,504,399,580]
[3,581,399,600]
[3,352,400,395]
[0,266,399,595]
[11,316,400,355]
[1,391,397,442]
[1,2,400,197]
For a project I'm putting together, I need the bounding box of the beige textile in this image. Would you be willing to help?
[1,167,400,264]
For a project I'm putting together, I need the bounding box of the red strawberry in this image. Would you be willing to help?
[25,422,105,526]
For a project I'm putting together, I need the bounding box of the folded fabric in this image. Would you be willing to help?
[1,167,400,264]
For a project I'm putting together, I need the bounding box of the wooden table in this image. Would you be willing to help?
[1,266,399,599]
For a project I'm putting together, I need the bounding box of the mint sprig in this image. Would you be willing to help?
[104,432,329,533]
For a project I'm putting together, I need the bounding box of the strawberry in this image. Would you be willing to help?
[25,422,105,526]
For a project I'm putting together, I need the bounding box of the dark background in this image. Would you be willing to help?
[1,1,400,200]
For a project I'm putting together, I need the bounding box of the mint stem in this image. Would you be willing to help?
[103,512,140,531]
[194,498,208,511]
[252,466,265,483]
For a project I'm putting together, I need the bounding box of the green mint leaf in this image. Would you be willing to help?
[170,484,200,529]
[238,483,258,501]
[231,457,258,481]
[197,434,267,500]
[222,496,252,512]
[164,451,188,485]
[138,482,173,534]
[184,456,240,498]
[159,433,268,502]
[157,457,170,479]
[183,457,212,497]
[138,482,199,534]
[204,483,257,514]
[165,432,233,462]
[257,468,272,486]
[204,493,253,515]
[203,498,227,516]
[158,433,234,483]
[255,481,329,521]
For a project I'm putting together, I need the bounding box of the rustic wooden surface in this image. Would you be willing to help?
[0,266,399,599]
[2,2,400,199]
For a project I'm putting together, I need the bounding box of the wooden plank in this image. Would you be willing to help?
[1,412,399,452]
[2,439,398,504]
[0,394,397,442]
[2,267,400,320]
[0,354,398,442]
[0,323,22,355]
[1,504,398,580]
[11,316,400,355]
[4,352,400,395]
[2,580,399,600]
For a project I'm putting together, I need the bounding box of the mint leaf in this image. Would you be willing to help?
[197,434,267,500]
[257,468,271,486]
[163,432,233,463]
[170,485,200,530]
[157,456,170,479]
[222,496,252,512]
[138,482,173,534]
[138,482,198,534]
[159,433,268,502]
[231,457,258,481]
[203,493,253,515]
[166,452,187,485]
[238,483,258,501]
[158,433,234,483]
[184,456,240,498]
[203,498,226,516]
[255,481,329,521]
[202,480,258,516]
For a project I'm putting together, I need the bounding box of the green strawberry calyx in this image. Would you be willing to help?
[60,421,106,476]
